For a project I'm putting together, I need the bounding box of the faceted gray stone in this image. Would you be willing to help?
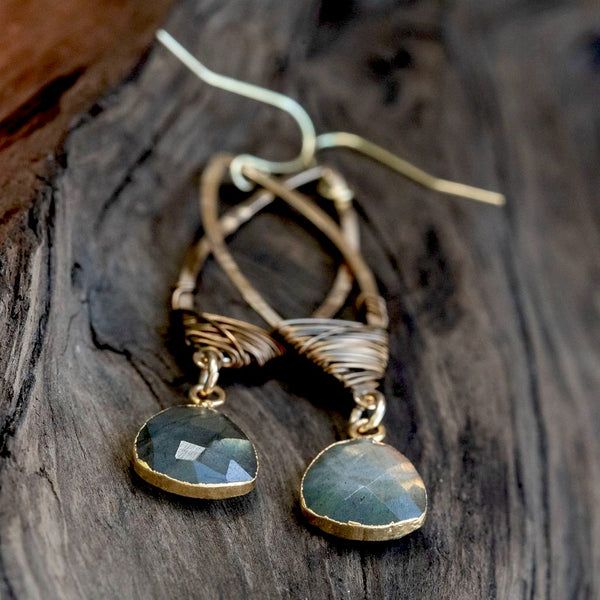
[135,406,257,486]
[301,438,426,532]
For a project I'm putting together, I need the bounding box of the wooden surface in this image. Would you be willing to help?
[1,1,599,598]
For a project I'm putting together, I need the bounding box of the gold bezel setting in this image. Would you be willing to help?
[132,405,258,500]
[300,439,427,542]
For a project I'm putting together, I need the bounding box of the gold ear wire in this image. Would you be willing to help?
[316,132,505,206]
[156,29,505,207]
[156,29,316,190]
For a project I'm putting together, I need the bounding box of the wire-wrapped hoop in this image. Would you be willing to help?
[173,154,362,378]
[277,319,388,396]
[183,311,282,368]
[199,155,390,432]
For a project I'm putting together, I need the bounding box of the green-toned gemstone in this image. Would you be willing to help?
[134,406,257,494]
[301,438,427,541]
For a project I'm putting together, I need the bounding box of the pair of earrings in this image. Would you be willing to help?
[133,154,424,542]
[130,31,504,542]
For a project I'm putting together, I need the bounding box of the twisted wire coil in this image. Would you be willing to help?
[182,311,282,368]
[276,318,389,396]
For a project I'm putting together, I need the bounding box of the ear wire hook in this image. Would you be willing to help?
[156,29,316,190]
[316,132,505,206]
[155,29,505,206]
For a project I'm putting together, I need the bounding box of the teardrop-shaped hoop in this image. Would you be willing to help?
[173,155,364,370]
[198,155,389,403]
[173,158,358,320]
[199,154,388,330]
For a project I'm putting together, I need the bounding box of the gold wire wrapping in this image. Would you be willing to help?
[182,311,282,368]
[198,155,392,438]
[276,318,389,397]
[173,160,362,377]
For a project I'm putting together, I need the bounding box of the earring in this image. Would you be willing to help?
[198,154,427,540]
[144,29,504,524]
[132,157,360,500]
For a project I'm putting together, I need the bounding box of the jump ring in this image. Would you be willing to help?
[350,391,386,429]
[193,348,221,393]
[188,384,226,408]
[348,418,386,442]
[353,390,382,410]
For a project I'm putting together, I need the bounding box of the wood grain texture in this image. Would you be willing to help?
[0,0,172,238]
[1,1,599,598]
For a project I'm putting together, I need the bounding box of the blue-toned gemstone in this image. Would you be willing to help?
[134,406,257,491]
[301,438,427,540]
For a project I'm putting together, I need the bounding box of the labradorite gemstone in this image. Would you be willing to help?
[301,438,426,528]
[135,406,257,486]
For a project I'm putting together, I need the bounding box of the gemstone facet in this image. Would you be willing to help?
[300,438,427,541]
[133,405,258,499]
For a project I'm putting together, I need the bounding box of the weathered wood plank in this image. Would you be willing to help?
[0,0,172,237]
[1,1,599,598]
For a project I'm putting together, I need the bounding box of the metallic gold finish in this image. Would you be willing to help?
[188,384,226,408]
[145,33,486,522]
[348,419,386,442]
[156,30,505,205]
[276,318,388,396]
[155,29,315,191]
[241,165,389,328]
[172,162,358,321]
[132,406,258,500]
[349,390,387,440]
[199,155,388,329]
[182,311,282,369]
[133,454,256,499]
[148,159,368,507]
[193,348,222,393]
[316,132,506,206]
[300,440,427,541]
[148,159,371,509]
[170,159,363,407]
[198,155,391,439]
